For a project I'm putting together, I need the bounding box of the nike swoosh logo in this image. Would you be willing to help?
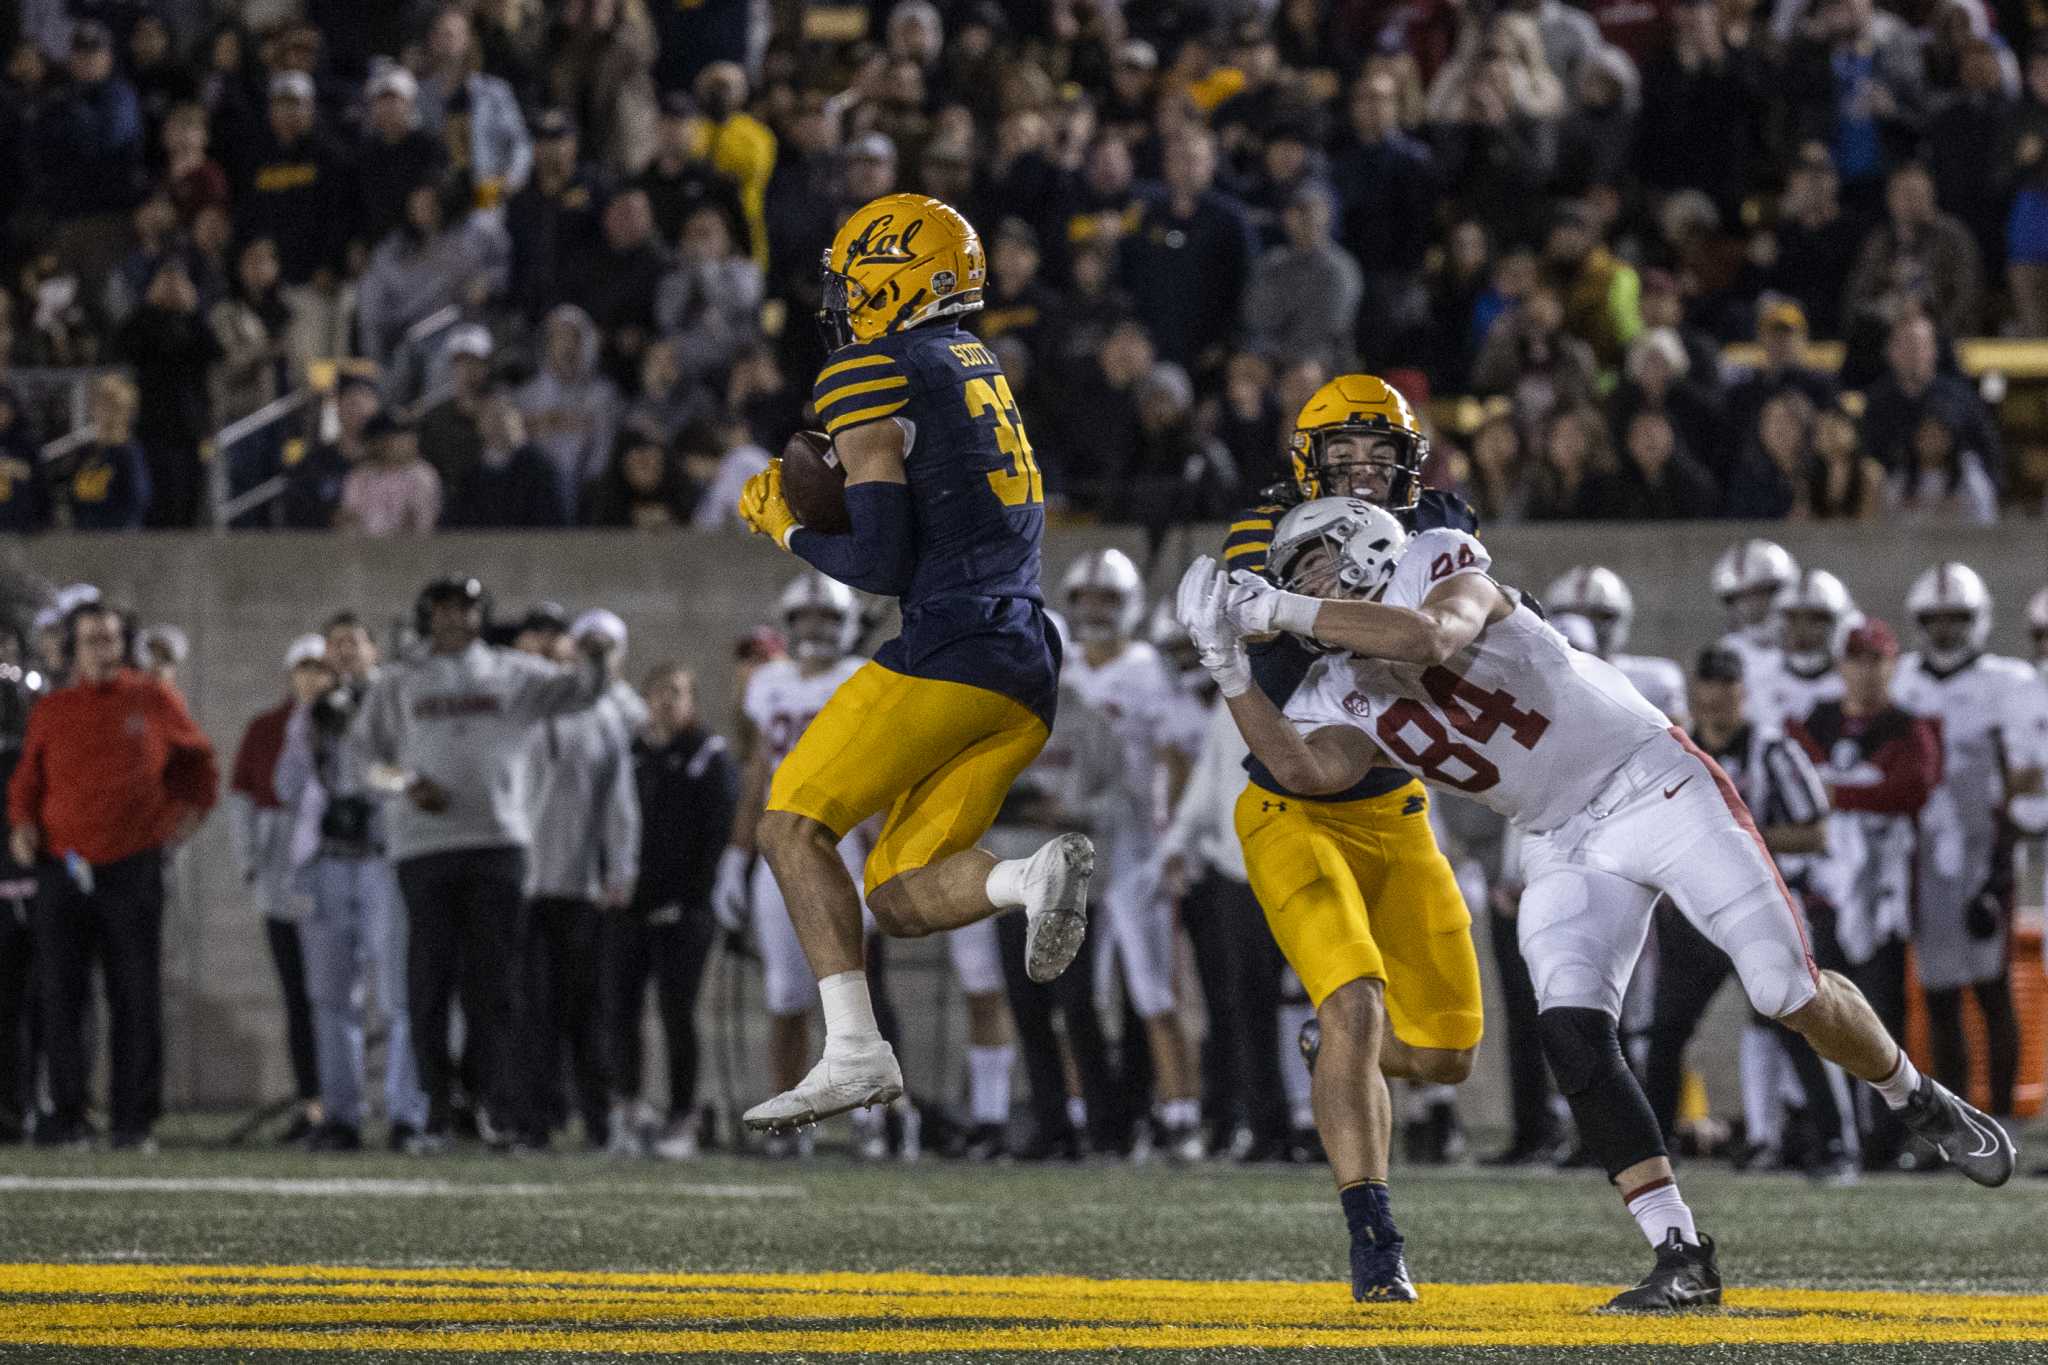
[1955,1105,2004,1161]
[1663,777,1694,799]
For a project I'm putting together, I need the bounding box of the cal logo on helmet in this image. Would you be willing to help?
[820,195,986,350]
[1287,374,1429,510]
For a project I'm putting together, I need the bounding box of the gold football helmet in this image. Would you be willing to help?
[1288,374,1429,510]
[820,194,986,350]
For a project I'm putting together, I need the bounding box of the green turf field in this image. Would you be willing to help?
[0,1120,2044,1363]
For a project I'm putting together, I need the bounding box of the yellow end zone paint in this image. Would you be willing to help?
[0,1263,2043,1354]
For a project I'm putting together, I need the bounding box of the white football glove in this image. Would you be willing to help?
[1225,569,1322,638]
[713,846,753,934]
[1174,557,1252,697]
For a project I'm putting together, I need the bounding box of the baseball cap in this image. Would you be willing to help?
[571,608,628,652]
[1844,619,1899,660]
[519,603,570,637]
[368,64,417,102]
[285,633,328,670]
[269,71,316,103]
[1695,645,1744,683]
[1117,39,1159,70]
[845,132,896,163]
[444,324,493,362]
[1761,299,1808,333]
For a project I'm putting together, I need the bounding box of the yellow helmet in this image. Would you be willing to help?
[1288,374,1429,510]
[820,194,985,351]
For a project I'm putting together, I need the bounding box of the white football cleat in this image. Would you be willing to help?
[743,1040,904,1134]
[1021,833,1095,983]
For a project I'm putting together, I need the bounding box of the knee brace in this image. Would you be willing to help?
[1537,1006,1666,1179]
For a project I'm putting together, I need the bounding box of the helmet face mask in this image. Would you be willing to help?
[1269,497,1407,610]
[1725,586,1779,630]
[1288,376,1427,509]
[1781,608,1840,666]
[1917,609,1978,658]
[1068,588,1132,645]
[787,606,851,664]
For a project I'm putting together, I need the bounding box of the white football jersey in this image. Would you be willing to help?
[1288,529,1671,832]
[1752,660,1844,730]
[1723,632,1786,724]
[1613,653,1689,726]
[742,656,865,764]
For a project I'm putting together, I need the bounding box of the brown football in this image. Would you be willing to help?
[780,429,849,534]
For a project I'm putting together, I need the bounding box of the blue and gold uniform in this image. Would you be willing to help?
[755,196,1059,895]
[1227,376,1482,1050]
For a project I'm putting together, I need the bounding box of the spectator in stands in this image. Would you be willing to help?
[582,422,693,529]
[338,414,441,535]
[565,188,669,381]
[1243,182,1360,374]
[1525,401,1630,520]
[2007,42,2048,336]
[692,62,775,272]
[1844,162,1984,339]
[653,201,759,388]
[10,601,218,1151]
[1637,269,1719,386]
[1859,310,2002,483]
[1460,408,1534,524]
[1782,0,1924,208]
[357,181,510,372]
[443,391,572,529]
[972,219,1056,367]
[518,304,619,513]
[1054,318,1152,517]
[1759,143,1864,341]
[231,635,332,1147]
[282,376,377,531]
[1333,71,1439,366]
[1889,410,2000,523]
[233,72,353,314]
[417,325,493,488]
[57,374,150,533]
[1202,350,1285,497]
[1120,126,1255,371]
[1724,299,1836,447]
[1616,408,1719,519]
[1426,13,1562,242]
[1471,285,1599,425]
[1609,327,1723,485]
[636,93,745,247]
[1927,34,2015,279]
[1424,219,1497,392]
[32,22,147,285]
[161,101,229,228]
[625,338,715,442]
[1723,389,1818,519]
[547,0,660,177]
[1555,43,1639,199]
[209,239,295,432]
[1543,201,1642,373]
[0,385,47,535]
[417,5,533,204]
[1635,0,1767,222]
[357,65,447,249]
[505,110,602,322]
[1806,394,1887,519]
[1110,362,1236,528]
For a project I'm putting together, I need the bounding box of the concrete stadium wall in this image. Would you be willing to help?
[5,521,2044,1124]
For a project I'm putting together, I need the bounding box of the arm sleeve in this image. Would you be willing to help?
[506,649,608,720]
[706,741,741,850]
[272,704,317,806]
[601,731,641,892]
[787,481,916,598]
[812,349,910,437]
[1831,719,1941,814]
[228,718,268,801]
[354,674,402,767]
[157,685,220,811]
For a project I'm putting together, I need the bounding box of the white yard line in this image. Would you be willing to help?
[0,1176,802,1199]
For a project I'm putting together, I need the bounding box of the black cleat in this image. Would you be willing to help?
[1897,1077,2015,1188]
[1298,1017,1321,1074]
[1606,1230,1722,1311]
[1349,1235,1419,1303]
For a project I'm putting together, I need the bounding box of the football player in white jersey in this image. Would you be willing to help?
[715,572,872,1156]
[1710,538,1799,689]
[1177,503,2015,1310]
[1754,569,1857,726]
[1060,549,1201,1159]
[1543,566,1688,725]
[1890,564,2048,1124]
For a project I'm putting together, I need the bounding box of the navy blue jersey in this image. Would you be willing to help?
[1225,488,1482,802]
[812,321,1060,725]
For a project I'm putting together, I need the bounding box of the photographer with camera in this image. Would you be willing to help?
[8,601,218,1152]
[352,577,613,1152]
[229,634,333,1145]
[274,617,431,1152]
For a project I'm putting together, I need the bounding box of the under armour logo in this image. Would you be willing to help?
[1401,795,1425,815]
[1261,800,1288,812]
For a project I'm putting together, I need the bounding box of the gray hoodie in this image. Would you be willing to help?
[515,303,619,510]
[352,641,606,861]
[526,680,646,901]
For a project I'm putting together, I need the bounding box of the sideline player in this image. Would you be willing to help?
[1178,502,2015,1309]
[1220,378,1484,1293]
[1542,567,1686,725]
[736,195,1092,1133]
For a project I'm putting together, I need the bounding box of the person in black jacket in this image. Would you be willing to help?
[117,260,223,528]
[232,73,355,292]
[603,663,736,1158]
[442,392,570,529]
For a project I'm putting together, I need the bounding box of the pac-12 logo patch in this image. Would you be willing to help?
[1342,691,1370,717]
[931,269,956,296]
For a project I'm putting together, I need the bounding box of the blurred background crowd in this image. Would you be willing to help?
[0,0,2042,535]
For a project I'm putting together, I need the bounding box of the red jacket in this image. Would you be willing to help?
[8,669,219,865]
[230,698,293,810]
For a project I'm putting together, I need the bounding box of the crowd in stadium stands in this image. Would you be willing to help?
[1,553,2044,1171]
[0,0,2035,533]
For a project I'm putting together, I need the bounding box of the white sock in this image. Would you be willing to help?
[1739,1024,1781,1150]
[1624,1180,1699,1249]
[818,971,882,1051]
[1066,1095,1087,1130]
[986,856,1030,909]
[1155,1097,1199,1129]
[967,1045,1014,1125]
[1871,1048,1923,1110]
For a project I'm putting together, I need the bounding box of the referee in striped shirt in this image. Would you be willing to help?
[1641,645,1855,1179]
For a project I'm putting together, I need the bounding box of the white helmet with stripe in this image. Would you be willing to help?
[778,570,860,663]
[1711,538,1799,637]
[1775,568,1858,674]
[1062,548,1145,643]
[1905,562,1992,672]
[1543,565,1634,656]
[1270,497,1408,599]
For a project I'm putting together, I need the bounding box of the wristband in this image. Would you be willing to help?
[1272,591,1321,637]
